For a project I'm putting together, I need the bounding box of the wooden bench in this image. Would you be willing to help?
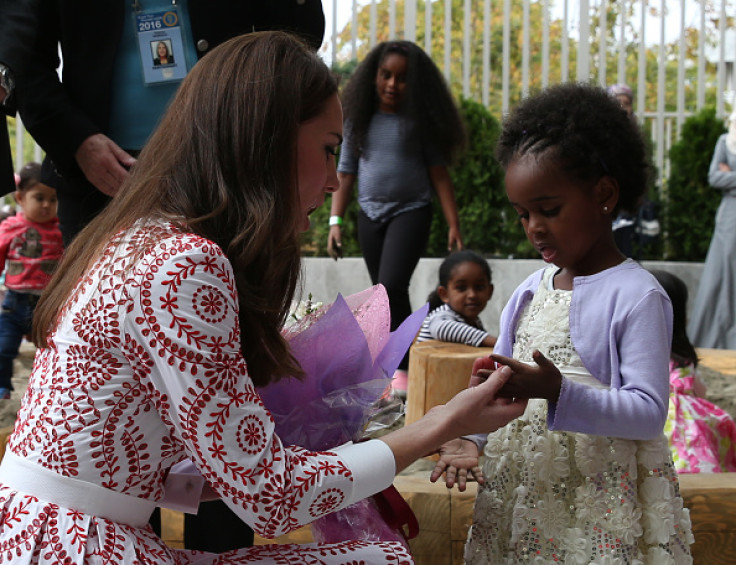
[246,469,736,565]
[1,420,735,564]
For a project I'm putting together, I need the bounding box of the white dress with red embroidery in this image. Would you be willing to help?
[0,222,412,564]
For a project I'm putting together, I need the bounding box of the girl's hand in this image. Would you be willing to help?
[468,355,500,388]
[480,335,497,348]
[693,375,707,398]
[327,225,343,260]
[447,225,464,251]
[380,363,525,473]
[490,351,563,401]
[430,438,483,491]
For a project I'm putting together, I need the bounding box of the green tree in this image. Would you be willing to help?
[5,117,39,170]
[3,117,40,206]
[665,107,724,261]
[426,98,531,257]
[334,0,725,123]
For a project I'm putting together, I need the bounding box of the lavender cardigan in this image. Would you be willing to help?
[492,259,673,440]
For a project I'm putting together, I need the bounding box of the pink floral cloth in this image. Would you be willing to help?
[0,222,412,564]
[665,361,736,473]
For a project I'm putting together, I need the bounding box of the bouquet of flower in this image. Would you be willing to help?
[259,285,427,545]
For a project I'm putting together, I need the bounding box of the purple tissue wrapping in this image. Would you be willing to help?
[258,285,428,544]
[259,285,428,451]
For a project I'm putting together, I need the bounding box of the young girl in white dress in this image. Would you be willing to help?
[433,83,693,564]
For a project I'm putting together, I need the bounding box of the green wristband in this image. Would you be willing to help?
[329,215,343,227]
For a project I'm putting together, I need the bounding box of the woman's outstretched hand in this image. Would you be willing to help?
[429,359,526,490]
[380,362,526,474]
[440,363,527,439]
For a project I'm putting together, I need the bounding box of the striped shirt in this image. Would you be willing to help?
[417,303,489,347]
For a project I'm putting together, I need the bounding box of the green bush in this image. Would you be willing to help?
[426,98,531,258]
[665,108,725,261]
[302,98,533,258]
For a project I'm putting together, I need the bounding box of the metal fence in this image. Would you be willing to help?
[328,0,736,189]
[10,0,736,191]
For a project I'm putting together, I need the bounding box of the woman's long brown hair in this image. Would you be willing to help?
[32,32,338,387]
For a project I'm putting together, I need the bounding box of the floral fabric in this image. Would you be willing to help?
[0,222,412,565]
[665,362,736,473]
[465,268,693,564]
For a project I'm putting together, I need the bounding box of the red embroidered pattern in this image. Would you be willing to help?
[0,223,411,564]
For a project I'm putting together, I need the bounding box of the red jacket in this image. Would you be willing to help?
[0,212,63,292]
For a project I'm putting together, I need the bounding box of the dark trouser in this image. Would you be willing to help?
[184,500,255,552]
[358,206,432,369]
[57,186,111,247]
[0,290,37,391]
[149,500,254,553]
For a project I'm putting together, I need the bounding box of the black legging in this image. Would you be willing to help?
[358,205,432,369]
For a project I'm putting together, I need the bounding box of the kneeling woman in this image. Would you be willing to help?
[0,32,524,564]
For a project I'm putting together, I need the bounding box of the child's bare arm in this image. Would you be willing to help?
[480,335,497,348]
[693,375,707,397]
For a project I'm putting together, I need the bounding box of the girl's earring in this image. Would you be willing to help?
[603,206,609,213]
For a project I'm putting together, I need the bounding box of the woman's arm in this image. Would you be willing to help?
[327,172,355,260]
[429,165,463,251]
[133,237,525,537]
[708,137,736,190]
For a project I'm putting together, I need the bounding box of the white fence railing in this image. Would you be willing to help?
[327,0,736,189]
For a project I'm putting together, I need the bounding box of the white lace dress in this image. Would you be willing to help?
[465,268,693,565]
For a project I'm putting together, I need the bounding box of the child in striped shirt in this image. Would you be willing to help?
[417,250,496,348]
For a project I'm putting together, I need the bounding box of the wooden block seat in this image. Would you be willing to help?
[0,425,11,462]
[406,340,492,426]
[407,343,736,423]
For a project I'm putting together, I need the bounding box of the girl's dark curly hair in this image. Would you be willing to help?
[496,83,649,214]
[427,250,492,312]
[341,40,466,163]
[649,270,699,368]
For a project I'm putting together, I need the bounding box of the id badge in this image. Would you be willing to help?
[135,8,188,85]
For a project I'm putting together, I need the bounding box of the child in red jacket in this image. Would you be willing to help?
[0,163,63,399]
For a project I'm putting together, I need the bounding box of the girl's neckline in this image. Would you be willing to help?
[550,258,635,290]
